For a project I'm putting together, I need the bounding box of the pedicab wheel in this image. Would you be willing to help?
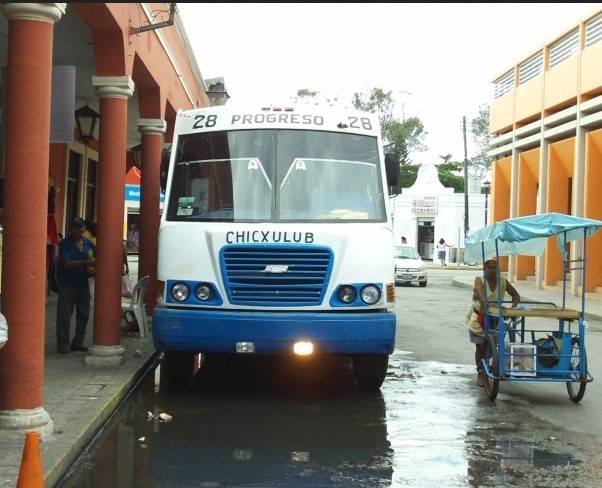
[484,335,499,401]
[352,354,389,391]
[567,337,587,403]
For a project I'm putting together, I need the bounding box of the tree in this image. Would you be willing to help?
[437,154,464,193]
[293,88,339,105]
[352,87,395,132]
[470,104,491,176]
[296,88,318,99]
[352,87,427,191]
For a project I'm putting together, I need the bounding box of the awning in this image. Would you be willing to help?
[465,213,602,263]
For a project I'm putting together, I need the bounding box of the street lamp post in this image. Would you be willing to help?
[462,116,469,239]
[483,180,491,227]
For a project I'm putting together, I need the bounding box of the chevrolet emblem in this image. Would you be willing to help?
[263,265,289,274]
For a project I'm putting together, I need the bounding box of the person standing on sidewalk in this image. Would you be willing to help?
[56,217,95,353]
[436,238,450,267]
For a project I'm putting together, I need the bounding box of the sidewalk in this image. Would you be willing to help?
[0,257,156,488]
[452,273,602,323]
[425,261,479,271]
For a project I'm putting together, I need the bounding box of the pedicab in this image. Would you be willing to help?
[465,213,599,402]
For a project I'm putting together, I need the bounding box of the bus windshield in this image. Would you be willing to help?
[167,129,386,223]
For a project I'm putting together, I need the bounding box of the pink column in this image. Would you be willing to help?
[0,2,65,438]
[85,76,134,367]
[137,119,166,315]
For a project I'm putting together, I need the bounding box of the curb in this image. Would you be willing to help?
[45,348,159,488]
[427,267,479,271]
[452,277,602,323]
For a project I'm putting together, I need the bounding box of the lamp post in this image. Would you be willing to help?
[462,116,469,239]
[74,104,99,144]
[483,180,491,227]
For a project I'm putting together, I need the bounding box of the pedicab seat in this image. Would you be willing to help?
[488,306,580,321]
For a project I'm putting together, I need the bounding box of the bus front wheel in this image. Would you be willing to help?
[164,351,197,387]
[352,354,389,391]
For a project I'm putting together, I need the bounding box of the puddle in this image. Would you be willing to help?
[58,351,599,488]
[383,350,595,488]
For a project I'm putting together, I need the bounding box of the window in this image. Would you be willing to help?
[585,13,602,48]
[493,70,515,99]
[549,28,579,68]
[85,158,97,222]
[518,51,543,85]
[0,145,4,210]
[167,129,386,223]
[65,150,81,228]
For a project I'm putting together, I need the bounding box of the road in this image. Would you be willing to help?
[59,271,602,487]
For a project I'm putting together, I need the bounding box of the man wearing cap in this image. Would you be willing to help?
[56,217,95,353]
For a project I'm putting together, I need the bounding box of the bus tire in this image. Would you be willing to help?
[164,351,196,387]
[352,354,389,391]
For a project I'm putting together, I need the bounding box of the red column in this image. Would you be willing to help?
[137,119,166,315]
[86,76,134,367]
[0,3,64,436]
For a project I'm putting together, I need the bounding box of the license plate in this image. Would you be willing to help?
[401,274,412,280]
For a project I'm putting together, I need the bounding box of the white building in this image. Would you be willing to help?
[390,163,488,263]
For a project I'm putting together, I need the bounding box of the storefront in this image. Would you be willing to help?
[0,2,210,437]
[124,166,165,253]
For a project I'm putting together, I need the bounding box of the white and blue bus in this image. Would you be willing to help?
[153,104,397,389]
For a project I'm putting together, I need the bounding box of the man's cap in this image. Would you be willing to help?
[71,217,85,228]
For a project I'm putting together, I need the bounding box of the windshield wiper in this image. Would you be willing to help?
[279,158,377,189]
[177,157,273,189]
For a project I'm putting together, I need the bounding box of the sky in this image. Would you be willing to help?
[178,2,599,168]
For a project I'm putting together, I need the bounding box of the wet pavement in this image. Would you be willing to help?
[57,272,602,487]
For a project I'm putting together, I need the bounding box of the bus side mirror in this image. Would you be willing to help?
[160,150,171,194]
[385,153,398,188]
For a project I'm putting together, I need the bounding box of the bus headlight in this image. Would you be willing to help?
[360,285,381,305]
[171,283,190,302]
[338,285,357,304]
[195,284,212,301]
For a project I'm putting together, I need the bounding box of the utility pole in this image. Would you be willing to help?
[463,116,469,240]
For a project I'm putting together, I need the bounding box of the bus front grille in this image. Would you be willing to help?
[221,245,333,306]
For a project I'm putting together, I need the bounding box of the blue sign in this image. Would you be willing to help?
[125,184,165,203]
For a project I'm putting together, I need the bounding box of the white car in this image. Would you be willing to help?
[394,245,428,287]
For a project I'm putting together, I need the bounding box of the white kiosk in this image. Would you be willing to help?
[391,163,486,263]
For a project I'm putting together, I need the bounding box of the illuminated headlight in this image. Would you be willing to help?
[171,283,190,302]
[195,284,212,301]
[293,341,314,356]
[360,285,381,305]
[338,285,357,304]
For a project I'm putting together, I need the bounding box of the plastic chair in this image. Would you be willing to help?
[121,275,149,337]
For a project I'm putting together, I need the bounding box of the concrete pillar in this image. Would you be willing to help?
[137,118,166,314]
[535,124,549,289]
[0,2,65,438]
[86,76,134,367]
[571,115,586,296]
[508,142,519,278]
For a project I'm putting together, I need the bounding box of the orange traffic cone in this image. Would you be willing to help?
[16,431,44,488]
